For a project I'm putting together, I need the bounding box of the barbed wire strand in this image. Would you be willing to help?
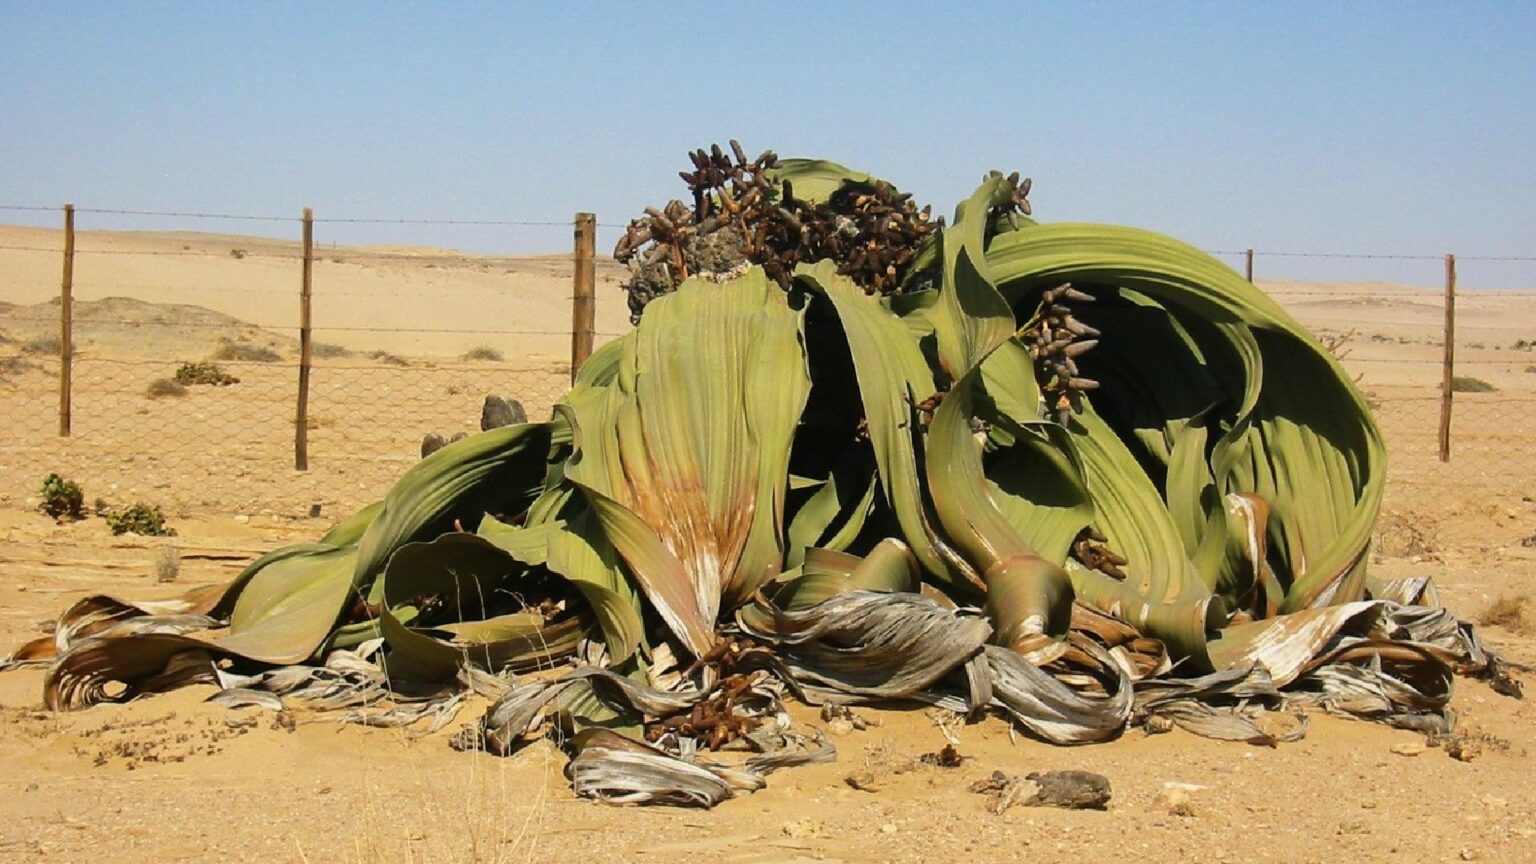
[3,203,1535,259]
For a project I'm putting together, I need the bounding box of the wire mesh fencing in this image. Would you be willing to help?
[0,206,618,518]
[1,205,1532,526]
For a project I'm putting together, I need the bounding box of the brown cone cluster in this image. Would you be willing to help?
[615,141,938,323]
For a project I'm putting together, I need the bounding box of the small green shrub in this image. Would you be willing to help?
[175,362,240,386]
[38,473,84,520]
[367,350,409,367]
[213,340,282,362]
[1451,376,1497,393]
[145,377,188,398]
[312,342,353,358]
[105,503,176,537]
[461,345,504,362]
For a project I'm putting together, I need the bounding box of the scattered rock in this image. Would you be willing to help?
[820,703,875,730]
[972,769,1112,813]
[1338,819,1370,836]
[1156,785,1198,818]
[1025,770,1112,810]
[1390,741,1426,757]
[421,433,448,458]
[781,819,822,839]
[481,395,527,430]
[1459,849,1479,861]
[969,771,1012,795]
[920,744,966,768]
[1446,737,1482,762]
[826,718,855,737]
[844,771,879,792]
[879,822,897,834]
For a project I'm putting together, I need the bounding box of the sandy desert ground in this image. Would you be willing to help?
[0,224,1533,863]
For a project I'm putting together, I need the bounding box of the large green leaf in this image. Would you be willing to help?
[924,176,1076,646]
[982,222,1385,650]
[559,269,812,656]
[377,533,585,681]
[477,513,645,663]
[794,260,976,589]
[354,422,556,586]
[765,158,878,205]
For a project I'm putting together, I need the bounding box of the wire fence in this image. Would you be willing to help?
[1244,265,1535,519]
[1,205,1532,525]
[0,205,620,518]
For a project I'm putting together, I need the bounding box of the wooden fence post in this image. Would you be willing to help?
[571,212,596,384]
[59,204,74,437]
[295,207,314,471]
[1244,247,1254,283]
[1437,253,1456,462]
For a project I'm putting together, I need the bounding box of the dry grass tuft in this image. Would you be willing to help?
[214,339,283,363]
[1451,375,1497,393]
[0,355,39,377]
[1478,594,1533,634]
[154,546,181,583]
[21,336,68,355]
[312,342,353,358]
[145,377,188,399]
[367,350,410,367]
[461,345,505,362]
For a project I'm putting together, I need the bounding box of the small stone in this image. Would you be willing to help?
[1390,742,1426,757]
[880,823,897,834]
[782,820,822,839]
[1024,770,1111,810]
[481,395,527,430]
[826,718,854,736]
[1155,786,1196,818]
[919,744,965,767]
[233,514,250,524]
[1460,849,1479,861]
[845,772,879,792]
[1338,819,1369,836]
[420,433,448,458]
[1447,737,1483,762]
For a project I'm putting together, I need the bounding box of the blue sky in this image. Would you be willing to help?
[3,2,1534,286]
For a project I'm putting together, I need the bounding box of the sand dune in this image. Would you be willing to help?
[0,224,632,360]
